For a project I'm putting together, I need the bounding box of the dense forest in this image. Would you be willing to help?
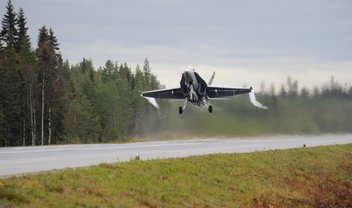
[0,1,161,146]
[1,1,351,147]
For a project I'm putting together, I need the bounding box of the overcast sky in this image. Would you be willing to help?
[1,0,351,90]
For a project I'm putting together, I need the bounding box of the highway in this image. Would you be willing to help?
[0,134,351,177]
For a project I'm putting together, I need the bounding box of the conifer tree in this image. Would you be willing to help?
[0,104,4,146]
[143,58,151,88]
[16,8,29,52]
[0,0,27,146]
[36,26,64,145]
[0,38,3,53]
[132,65,145,135]
[1,0,18,49]
[17,8,37,146]
[48,28,59,51]
[0,48,24,146]
[0,59,4,146]
[37,26,48,145]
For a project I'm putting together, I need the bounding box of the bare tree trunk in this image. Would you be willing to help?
[73,111,76,134]
[29,82,35,146]
[33,101,36,145]
[29,82,33,145]
[22,90,26,146]
[23,117,26,146]
[41,68,45,146]
[48,107,51,145]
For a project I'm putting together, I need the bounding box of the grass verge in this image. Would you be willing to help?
[0,144,351,207]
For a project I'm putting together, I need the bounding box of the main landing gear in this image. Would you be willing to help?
[179,99,188,114]
[208,105,213,113]
[179,106,183,114]
[179,104,213,114]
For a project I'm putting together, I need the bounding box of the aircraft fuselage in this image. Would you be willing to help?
[180,67,207,106]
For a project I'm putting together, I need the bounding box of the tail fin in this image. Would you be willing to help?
[208,71,215,85]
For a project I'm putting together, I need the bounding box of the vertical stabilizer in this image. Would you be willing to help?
[208,71,215,85]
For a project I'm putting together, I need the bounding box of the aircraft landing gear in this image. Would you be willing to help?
[179,99,188,114]
[208,105,213,113]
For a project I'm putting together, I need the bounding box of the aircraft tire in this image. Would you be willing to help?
[179,107,183,114]
[208,105,213,113]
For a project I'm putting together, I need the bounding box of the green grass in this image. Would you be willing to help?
[1,144,351,207]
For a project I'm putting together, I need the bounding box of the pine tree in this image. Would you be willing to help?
[0,104,4,146]
[1,48,24,146]
[19,41,37,145]
[16,8,30,52]
[48,28,59,51]
[95,80,120,141]
[132,65,144,134]
[0,38,3,53]
[36,26,64,145]
[150,74,160,90]
[0,59,4,146]
[0,0,27,146]
[143,58,151,88]
[37,26,49,145]
[17,8,37,146]
[80,58,95,84]
[37,26,48,48]
[1,0,18,49]
[51,50,65,144]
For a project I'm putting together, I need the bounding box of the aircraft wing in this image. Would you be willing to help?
[141,88,184,99]
[207,86,252,98]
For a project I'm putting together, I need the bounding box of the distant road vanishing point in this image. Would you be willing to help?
[0,134,351,177]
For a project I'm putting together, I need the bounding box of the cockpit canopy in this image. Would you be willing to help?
[185,65,195,72]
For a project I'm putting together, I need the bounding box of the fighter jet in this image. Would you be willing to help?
[141,66,268,114]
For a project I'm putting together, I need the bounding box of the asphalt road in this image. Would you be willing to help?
[1,134,351,177]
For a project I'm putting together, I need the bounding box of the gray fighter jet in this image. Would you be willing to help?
[141,66,267,114]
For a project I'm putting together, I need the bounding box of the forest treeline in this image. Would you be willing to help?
[0,1,160,146]
[1,1,351,147]
[155,77,352,139]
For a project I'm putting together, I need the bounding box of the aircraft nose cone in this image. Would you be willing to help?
[185,66,195,72]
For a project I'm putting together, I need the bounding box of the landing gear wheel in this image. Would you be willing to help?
[208,105,213,113]
[179,106,183,114]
